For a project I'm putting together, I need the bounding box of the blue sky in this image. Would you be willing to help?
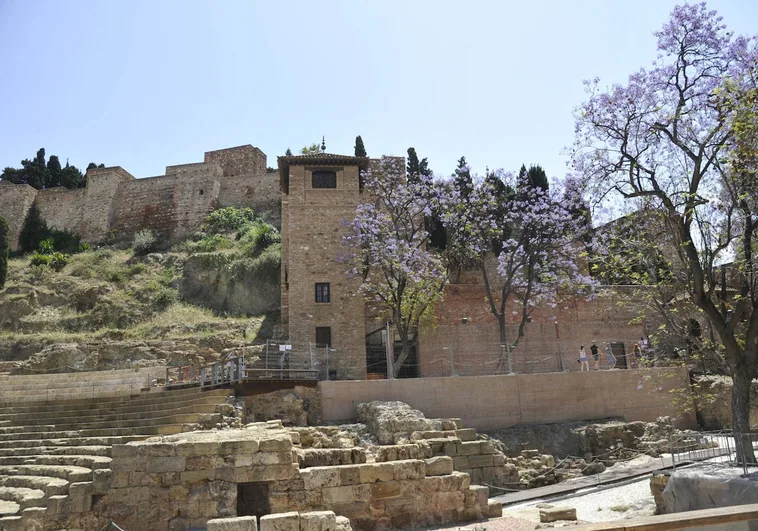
[1,0,756,181]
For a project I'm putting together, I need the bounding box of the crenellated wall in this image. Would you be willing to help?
[0,145,279,250]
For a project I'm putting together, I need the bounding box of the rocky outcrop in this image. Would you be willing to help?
[693,375,758,431]
[180,253,280,315]
[244,387,322,427]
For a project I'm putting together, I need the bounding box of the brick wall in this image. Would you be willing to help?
[319,367,697,431]
[0,182,37,250]
[282,163,367,380]
[80,167,135,242]
[419,285,645,376]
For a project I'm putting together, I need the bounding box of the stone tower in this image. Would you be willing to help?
[278,152,369,380]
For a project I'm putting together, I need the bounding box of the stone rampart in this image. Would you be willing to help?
[0,145,279,250]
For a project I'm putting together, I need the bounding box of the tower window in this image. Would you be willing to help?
[315,283,330,303]
[199,189,204,195]
[312,171,337,189]
[316,327,332,347]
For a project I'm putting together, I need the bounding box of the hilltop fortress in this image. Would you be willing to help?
[0,145,279,250]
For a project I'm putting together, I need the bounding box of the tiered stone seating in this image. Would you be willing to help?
[0,374,233,530]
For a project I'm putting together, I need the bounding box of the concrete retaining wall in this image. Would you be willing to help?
[320,368,696,431]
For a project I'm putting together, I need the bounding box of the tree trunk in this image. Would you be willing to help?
[393,333,412,379]
[497,313,508,374]
[731,367,757,464]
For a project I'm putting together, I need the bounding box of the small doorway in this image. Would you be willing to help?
[237,482,270,520]
[610,342,627,369]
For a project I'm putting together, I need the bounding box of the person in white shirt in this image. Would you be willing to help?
[579,345,589,372]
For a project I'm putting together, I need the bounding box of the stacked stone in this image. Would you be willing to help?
[269,459,490,529]
[412,426,519,488]
[208,511,353,531]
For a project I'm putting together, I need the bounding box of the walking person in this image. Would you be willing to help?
[605,342,617,369]
[578,345,589,372]
[590,341,600,370]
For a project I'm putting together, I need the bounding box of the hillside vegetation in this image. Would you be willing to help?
[0,207,281,373]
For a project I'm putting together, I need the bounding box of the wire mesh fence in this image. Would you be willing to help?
[671,431,758,476]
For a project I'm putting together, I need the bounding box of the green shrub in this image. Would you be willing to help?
[204,207,257,233]
[239,221,281,255]
[49,229,81,254]
[28,263,51,281]
[0,215,8,290]
[78,242,92,253]
[39,238,55,255]
[49,252,69,272]
[30,252,52,266]
[153,287,178,311]
[132,230,157,256]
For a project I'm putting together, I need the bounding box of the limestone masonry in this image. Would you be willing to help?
[0,145,279,250]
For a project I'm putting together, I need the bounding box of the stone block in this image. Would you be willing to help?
[371,481,403,500]
[339,465,361,486]
[111,444,138,458]
[207,516,258,531]
[392,460,425,480]
[425,456,454,476]
[137,443,177,457]
[470,485,489,509]
[469,455,494,468]
[335,515,352,531]
[259,434,293,452]
[487,500,503,518]
[301,466,342,489]
[442,418,462,430]
[322,486,357,505]
[147,456,186,473]
[92,469,112,495]
[252,452,292,465]
[219,439,259,456]
[493,454,506,467]
[443,441,458,457]
[358,463,394,484]
[480,441,497,454]
[453,456,469,470]
[456,429,477,442]
[46,495,70,516]
[69,482,93,513]
[176,441,220,457]
[300,511,337,531]
[261,512,300,531]
[539,506,577,523]
[181,469,214,483]
[458,441,482,455]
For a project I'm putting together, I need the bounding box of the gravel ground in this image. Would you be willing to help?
[511,477,656,524]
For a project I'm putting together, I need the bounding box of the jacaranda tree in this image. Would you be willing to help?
[572,3,758,460]
[344,157,448,377]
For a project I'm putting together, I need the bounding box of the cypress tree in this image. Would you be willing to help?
[285,148,293,156]
[18,203,49,254]
[354,136,367,157]
[0,215,8,290]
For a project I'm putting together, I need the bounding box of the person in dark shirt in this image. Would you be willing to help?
[590,341,600,370]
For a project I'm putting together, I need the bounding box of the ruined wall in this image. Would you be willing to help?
[419,286,645,376]
[282,164,367,380]
[35,187,86,233]
[320,367,696,431]
[0,182,37,250]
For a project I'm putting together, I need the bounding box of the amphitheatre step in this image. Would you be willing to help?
[0,388,232,415]
[0,475,70,497]
[0,377,158,392]
[0,435,148,450]
[9,455,112,470]
[0,385,149,404]
[0,420,204,441]
[0,410,222,436]
[0,464,93,483]
[0,486,46,511]
[0,501,20,517]
[0,446,112,458]
[0,400,227,426]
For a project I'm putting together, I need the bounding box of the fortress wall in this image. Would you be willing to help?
[217,172,281,225]
[204,145,266,176]
[111,176,179,239]
[80,167,135,242]
[0,183,37,251]
[35,187,86,233]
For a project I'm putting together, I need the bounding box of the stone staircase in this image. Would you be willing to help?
[0,384,234,530]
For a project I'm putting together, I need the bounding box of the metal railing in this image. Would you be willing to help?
[165,357,245,388]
